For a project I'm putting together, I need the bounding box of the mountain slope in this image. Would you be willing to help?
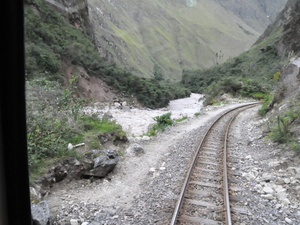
[255,0,300,56]
[88,0,261,81]
[214,0,287,33]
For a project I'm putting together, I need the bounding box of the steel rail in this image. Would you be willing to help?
[223,114,235,225]
[170,103,259,225]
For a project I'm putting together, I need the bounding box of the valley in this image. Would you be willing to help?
[23,0,300,224]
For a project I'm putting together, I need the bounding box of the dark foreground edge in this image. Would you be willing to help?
[0,1,32,224]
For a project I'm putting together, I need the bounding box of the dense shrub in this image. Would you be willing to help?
[146,113,174,136]
[266,103,300,151]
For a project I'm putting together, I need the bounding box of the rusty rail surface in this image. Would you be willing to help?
[170,103,259,225]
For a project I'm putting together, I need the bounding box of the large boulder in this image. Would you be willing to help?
[31,201,52,225]
[86,150,119,178]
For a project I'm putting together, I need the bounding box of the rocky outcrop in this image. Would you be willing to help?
[279,57,300,98]
[33,150,119,198]
[45,0,94,40]
[255,0,300,56]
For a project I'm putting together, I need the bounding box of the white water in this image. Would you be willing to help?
[84,93,204,136]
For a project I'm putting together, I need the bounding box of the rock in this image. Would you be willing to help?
[81,223,89,225]
[281,198,291,205]
[31,201,51,225]
[88,150,119,178]
[37,164,68,188]
[290,177,297,184]
[242,172,256,181]
[131,143,144,155]
[261,194,274,200]
[274,186,288,201]
[30,187,41,202]
[114,102,121,108]
[142,136,150,141]
[149,168,156,172]
[275,177,285,185]
[254,184,263,193]
[219,93,231,101]
[245,155,252,160]
[70,219,79,225]
[122,105,131,112]
[263,186,274,194]
[285,217,292,224]
[261,173,276,182]
[283,178,290,184]
[89,222,101,225]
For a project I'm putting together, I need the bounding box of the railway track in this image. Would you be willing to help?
[170,103,258,225]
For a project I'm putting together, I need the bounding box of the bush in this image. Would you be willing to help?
[266,103,300,151]
[268,116,291,143]
[258,94,274,116]
[147,113,174,136]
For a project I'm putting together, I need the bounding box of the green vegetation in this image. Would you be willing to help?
[26,79,126,178]
[258,93,274,116]
[194,112,201,117]
[146,113,174,136]
[181,42,288,104]
[266,103,300,151]
[175,116,188,122]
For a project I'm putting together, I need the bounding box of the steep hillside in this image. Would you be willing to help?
[214,0,287,33]
[258,0,300,150]
[255,0,300,57]
[24,0,189,109]
[88,0,261,81]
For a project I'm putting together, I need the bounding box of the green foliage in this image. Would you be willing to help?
[203,76,267,105]
[258,94,274,116]
[194,112,201,117]
[266,103,300,151]
[175,116,188,122]
[146,113,174,136]
[268,103,300,151]
[268,115,291,143]
[26,79,127,177]
[181,44,287,102]
[154,113,173,129]
[273,71,281,81]
[153,63,164,81]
